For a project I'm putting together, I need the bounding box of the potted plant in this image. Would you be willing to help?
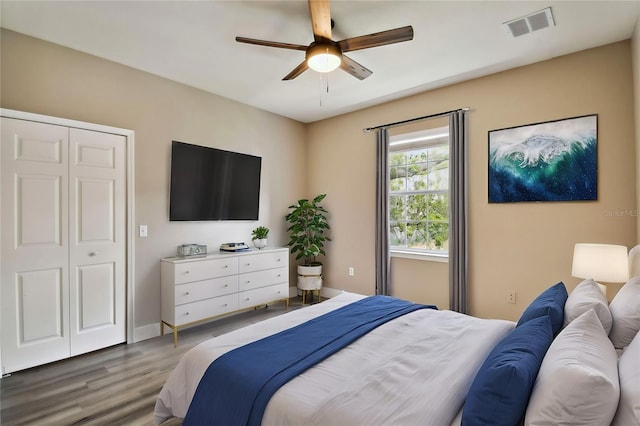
[285,194,331,300]
[251,225,269,249]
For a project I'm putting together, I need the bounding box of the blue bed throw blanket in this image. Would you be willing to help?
[183,295,436,426]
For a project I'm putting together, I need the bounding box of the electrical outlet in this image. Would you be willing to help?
[508,290,516,304]
[348,267,355,276]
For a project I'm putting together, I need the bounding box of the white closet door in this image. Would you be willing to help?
[1,118,71,373]
[68,128,126,356]
[1,118,127,373]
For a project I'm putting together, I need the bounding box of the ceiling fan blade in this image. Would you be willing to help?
[235,36,307,51]
[283,61,310,80]
[338,25,414,52]
[308,0,332,41]
[340,55,373,80]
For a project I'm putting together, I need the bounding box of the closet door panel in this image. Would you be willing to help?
[18,268,65,342]
[1,118,70,373]
[77,178,115,241]
[77,263,116,329]
[68,128,126,356]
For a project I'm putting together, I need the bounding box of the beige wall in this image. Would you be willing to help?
[391,258,449,309]
[634,16,640,243]
[308,41,637,321]
[1,29,637,330]
[0,30,308,332]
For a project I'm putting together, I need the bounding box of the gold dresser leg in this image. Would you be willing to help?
[162,321,179,348]
[173,326,178,348]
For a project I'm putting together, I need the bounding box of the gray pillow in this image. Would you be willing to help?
[609,277,640,349]
[564,278,612,333]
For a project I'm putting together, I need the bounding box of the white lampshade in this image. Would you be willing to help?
[572,243,629,283]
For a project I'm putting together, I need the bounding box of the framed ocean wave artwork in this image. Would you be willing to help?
[488,114,597,203]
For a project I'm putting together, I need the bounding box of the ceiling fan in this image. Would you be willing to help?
[235,0,414,81]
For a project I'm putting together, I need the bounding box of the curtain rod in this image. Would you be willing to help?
[363,107,470,133]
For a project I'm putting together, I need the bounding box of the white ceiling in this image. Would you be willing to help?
[2,1,639,123]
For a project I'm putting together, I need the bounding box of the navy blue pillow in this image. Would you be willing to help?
[461,315,554,426]
[516,281,567,335]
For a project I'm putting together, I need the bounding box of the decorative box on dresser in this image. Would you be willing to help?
[161,247,289,347]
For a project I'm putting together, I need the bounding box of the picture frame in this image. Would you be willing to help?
[488,114,598,203]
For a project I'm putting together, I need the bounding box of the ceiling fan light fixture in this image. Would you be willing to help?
[306,42,342,73]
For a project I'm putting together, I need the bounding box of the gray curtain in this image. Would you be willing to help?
[449,110,468,313]
[375,128,391,295]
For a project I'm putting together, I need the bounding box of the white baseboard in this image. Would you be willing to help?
[290,285,343,299]
[134,323,161,342]
[288,286,298,298]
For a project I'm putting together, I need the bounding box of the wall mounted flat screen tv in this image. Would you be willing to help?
[170,141,262,221]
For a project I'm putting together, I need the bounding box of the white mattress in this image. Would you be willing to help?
[155,292,515,425]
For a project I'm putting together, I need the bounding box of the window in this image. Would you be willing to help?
[389,127,449,257]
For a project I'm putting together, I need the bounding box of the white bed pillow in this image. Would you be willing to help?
[563,278,612,333]
[612,330,640,425]
[609,276,640,350]
[525,309,620,426]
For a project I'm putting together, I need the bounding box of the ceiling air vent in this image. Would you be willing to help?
[504,7,555,38]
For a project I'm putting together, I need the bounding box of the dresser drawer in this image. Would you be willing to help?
[238,267,288,292]
[174,293,238,326]
[174,257,238,284]
[238,283,288,310]
[238,251,287,274]
[175,275,238,306]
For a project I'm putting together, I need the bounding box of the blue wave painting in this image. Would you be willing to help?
[488,115,597,203]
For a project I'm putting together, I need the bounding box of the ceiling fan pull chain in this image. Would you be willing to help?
[319,73,330,107]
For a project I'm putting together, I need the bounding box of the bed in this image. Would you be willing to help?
[155,249,640,426]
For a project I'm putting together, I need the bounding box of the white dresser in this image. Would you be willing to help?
[161,247,289,346]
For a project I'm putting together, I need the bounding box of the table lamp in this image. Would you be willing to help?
[571,243,629,298]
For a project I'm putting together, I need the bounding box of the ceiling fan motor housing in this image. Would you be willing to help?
[306,40,342,59]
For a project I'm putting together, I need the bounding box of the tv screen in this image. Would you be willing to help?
[169,141,261,221]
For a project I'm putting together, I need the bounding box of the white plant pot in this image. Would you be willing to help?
[253,238,267,249]
[297,264,322,290]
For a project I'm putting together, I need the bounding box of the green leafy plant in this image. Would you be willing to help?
[251,226,269,240]
[285,194,331,266]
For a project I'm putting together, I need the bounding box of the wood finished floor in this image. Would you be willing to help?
[1,298,306,426]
